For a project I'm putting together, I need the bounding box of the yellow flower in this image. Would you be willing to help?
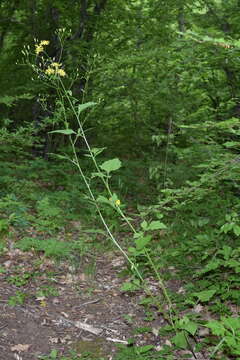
[45,67,55,75]
[40,40,50,46]
[35,44,44,55]
[57,68,66,77]
[40,300,47,307]
[35,40,49,55]
[115,199,121,206]
[51,62,62,68]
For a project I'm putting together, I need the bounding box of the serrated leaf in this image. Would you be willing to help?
[100,158,122,173]
[172,331,188,349]
[193,289,216,302]
[49,129,76,135]
[77,102,96,115]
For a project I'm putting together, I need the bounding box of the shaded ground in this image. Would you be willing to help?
[0,247,167,360]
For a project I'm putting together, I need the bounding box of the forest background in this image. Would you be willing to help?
[1,0,240,359]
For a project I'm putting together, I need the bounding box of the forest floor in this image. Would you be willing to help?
[0,159,230,360]
[0,245,165,360]
[0,239,209,360]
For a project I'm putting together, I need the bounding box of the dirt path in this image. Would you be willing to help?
[0,249,164,359]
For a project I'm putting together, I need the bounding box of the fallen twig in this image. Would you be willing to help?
[106,337,128,344]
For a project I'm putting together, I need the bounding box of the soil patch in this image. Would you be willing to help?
[0,249,164,359]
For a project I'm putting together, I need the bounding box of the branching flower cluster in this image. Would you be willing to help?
[45,62,66,77]
[35,40,50,55]
[34,40,66,77]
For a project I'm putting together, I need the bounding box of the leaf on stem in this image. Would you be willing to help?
[77,102,96,116]
[100,158,122,173]
[135,235,152,250]
[49,129,76,135]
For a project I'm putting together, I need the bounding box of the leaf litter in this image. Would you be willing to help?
[0,244,213,359]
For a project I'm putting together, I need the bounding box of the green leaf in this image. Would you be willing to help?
[49,129,76,135]
[91,147,106,156]
[222,316,240,331]
[121,280,140,292]
[140,220,148,230]
[193,289,216,302]
[49,349,58,359]
[233,225,240,236]
[135,235,152,250]
[51,154,70,161]
[77,102,96,116]
[180,321,198,336]
[206,320,225,336]
[219,245,233,260]
[225,335,237,348]
[137,345,154,354]
[148,220,167,230]
[91,172,105,179]
[198,259,221,275]
[220,223,233,234]
[225,259,239,269]
[96,195,111,205]
[0,95,16,107]
[172,331,188,349]
[223,141,240,148]
[100,158,122,173]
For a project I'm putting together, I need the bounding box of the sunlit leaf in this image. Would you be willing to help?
[49,129,76,135]
[193,289,216,302]
[180,321,198,336]
[140,220,148,230]
[100,158,122,173]
[148,220,167,230]
[77,102,96,116]
[206,320,225,336]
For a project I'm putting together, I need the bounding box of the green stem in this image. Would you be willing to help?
[55,78,173,327]
[68,136,145,283]
[144,248,175,328]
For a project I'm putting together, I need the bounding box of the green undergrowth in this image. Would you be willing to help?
[1,153,240,359]
[38,341,181,360]
[0,155,150,245]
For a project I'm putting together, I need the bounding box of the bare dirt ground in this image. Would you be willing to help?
[0,248,166,360]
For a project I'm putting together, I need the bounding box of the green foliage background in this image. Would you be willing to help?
[1,0,240,358]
